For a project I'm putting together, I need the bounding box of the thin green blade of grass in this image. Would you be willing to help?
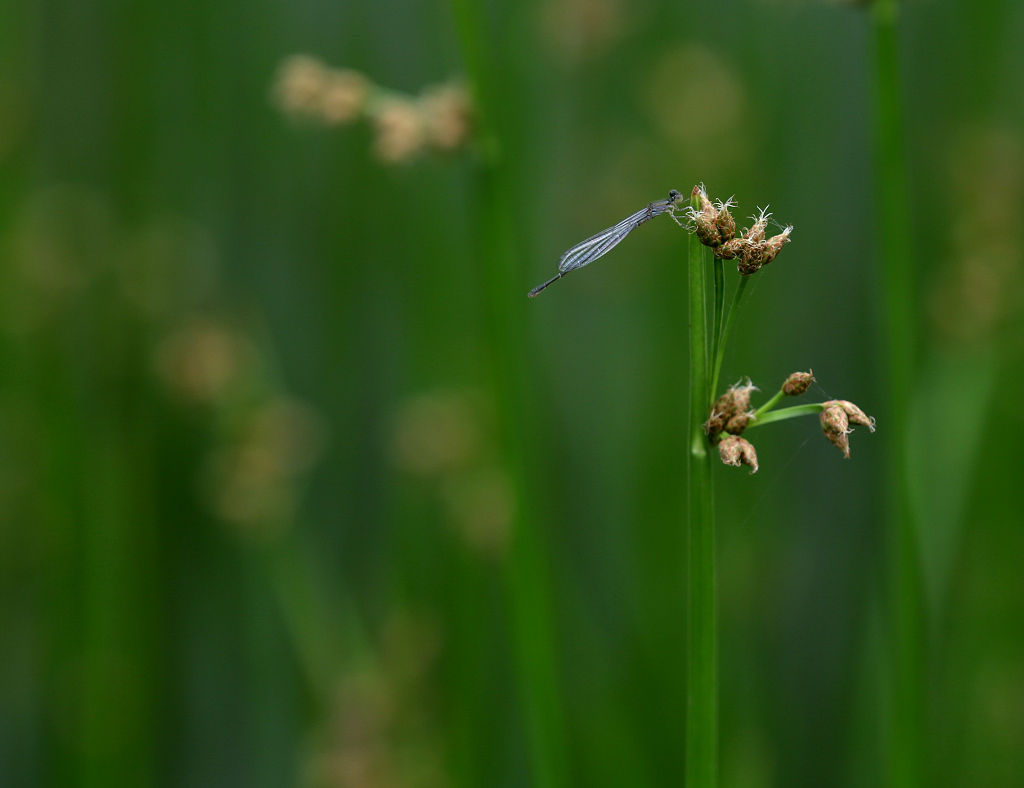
[448,2,569,786]
[686,190,717,788]
[870,2,925,786]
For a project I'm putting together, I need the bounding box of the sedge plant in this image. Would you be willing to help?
[684,185,875,787]
[534,184,876,786]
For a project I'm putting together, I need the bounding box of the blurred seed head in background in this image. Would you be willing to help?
[392,390,512,559]
[645,45,749,173]
[538,0,631,66]
[930,127,1024,349]
[308,609,446,788]
[272,54,473,165]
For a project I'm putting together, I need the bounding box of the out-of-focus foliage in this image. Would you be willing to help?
[1,0,1023,786]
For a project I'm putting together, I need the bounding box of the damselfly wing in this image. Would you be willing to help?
[528,189,684,297]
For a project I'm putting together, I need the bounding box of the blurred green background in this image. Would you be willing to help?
[2,0,1024,785]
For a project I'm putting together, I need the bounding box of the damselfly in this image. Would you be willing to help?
[528,189,684,297]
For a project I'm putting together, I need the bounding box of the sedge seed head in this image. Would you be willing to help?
[706,380,756,439]
[705,389,738,437]
[746,207,771,244]
[719,435,758,473]
[719,434,742,466]
[688,185,724,247]
[695,184,714,213]
[737,241,768,275]
[835,400,875,432]
[738,438,758,473]
[761,226,793,266]
[782,370,815,396]
[729,379,757,413]
[714,198,737,242]
[714,238,744,260]
[724,411,753,435]
[704,408,727,438]
[820,403,851,458]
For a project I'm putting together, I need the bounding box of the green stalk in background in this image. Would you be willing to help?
[449,2,568,786]
[686,190,717,788]
[870,1,924,786]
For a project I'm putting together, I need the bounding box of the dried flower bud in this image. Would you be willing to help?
[704,407,727,438]
[737,241,768,276]
[714,238,744,260]
[694,216,721,248]
[820,403,851,458]
[705,380,755,438]
[833,400,875,431]
[705,391,734,437]
[718,435,759,474]
[711,390,735,418]
[719,434,742,465]
[714,198,737,243]
[745,208,770,245]
[687,185,723,247]
[724,411,753,435]
[782,370,814,396]
[740,439,759,473]
[711,380,755,416]
[729,380,756,413]
[761,226,792,266]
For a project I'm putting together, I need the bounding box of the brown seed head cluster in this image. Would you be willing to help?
[688,186,793,276]
[688,186,736,248]
[782,370,815,396]
[272,54,473,164]
[819,399,875,458]
[718,435,759,474]
[704,379,757,438]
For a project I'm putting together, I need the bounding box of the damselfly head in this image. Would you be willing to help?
[668,189,682,203]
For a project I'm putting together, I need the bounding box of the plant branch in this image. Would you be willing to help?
[751,389,786,422]
[746,402,826,429]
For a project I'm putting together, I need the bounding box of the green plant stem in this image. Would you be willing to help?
[686,192,717,788]
[752,389,786,421]
[449,3,568,787]
[710,256,725,393]
[745,402,825,430]
[709,275,749,405]
[871,2,924,786]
